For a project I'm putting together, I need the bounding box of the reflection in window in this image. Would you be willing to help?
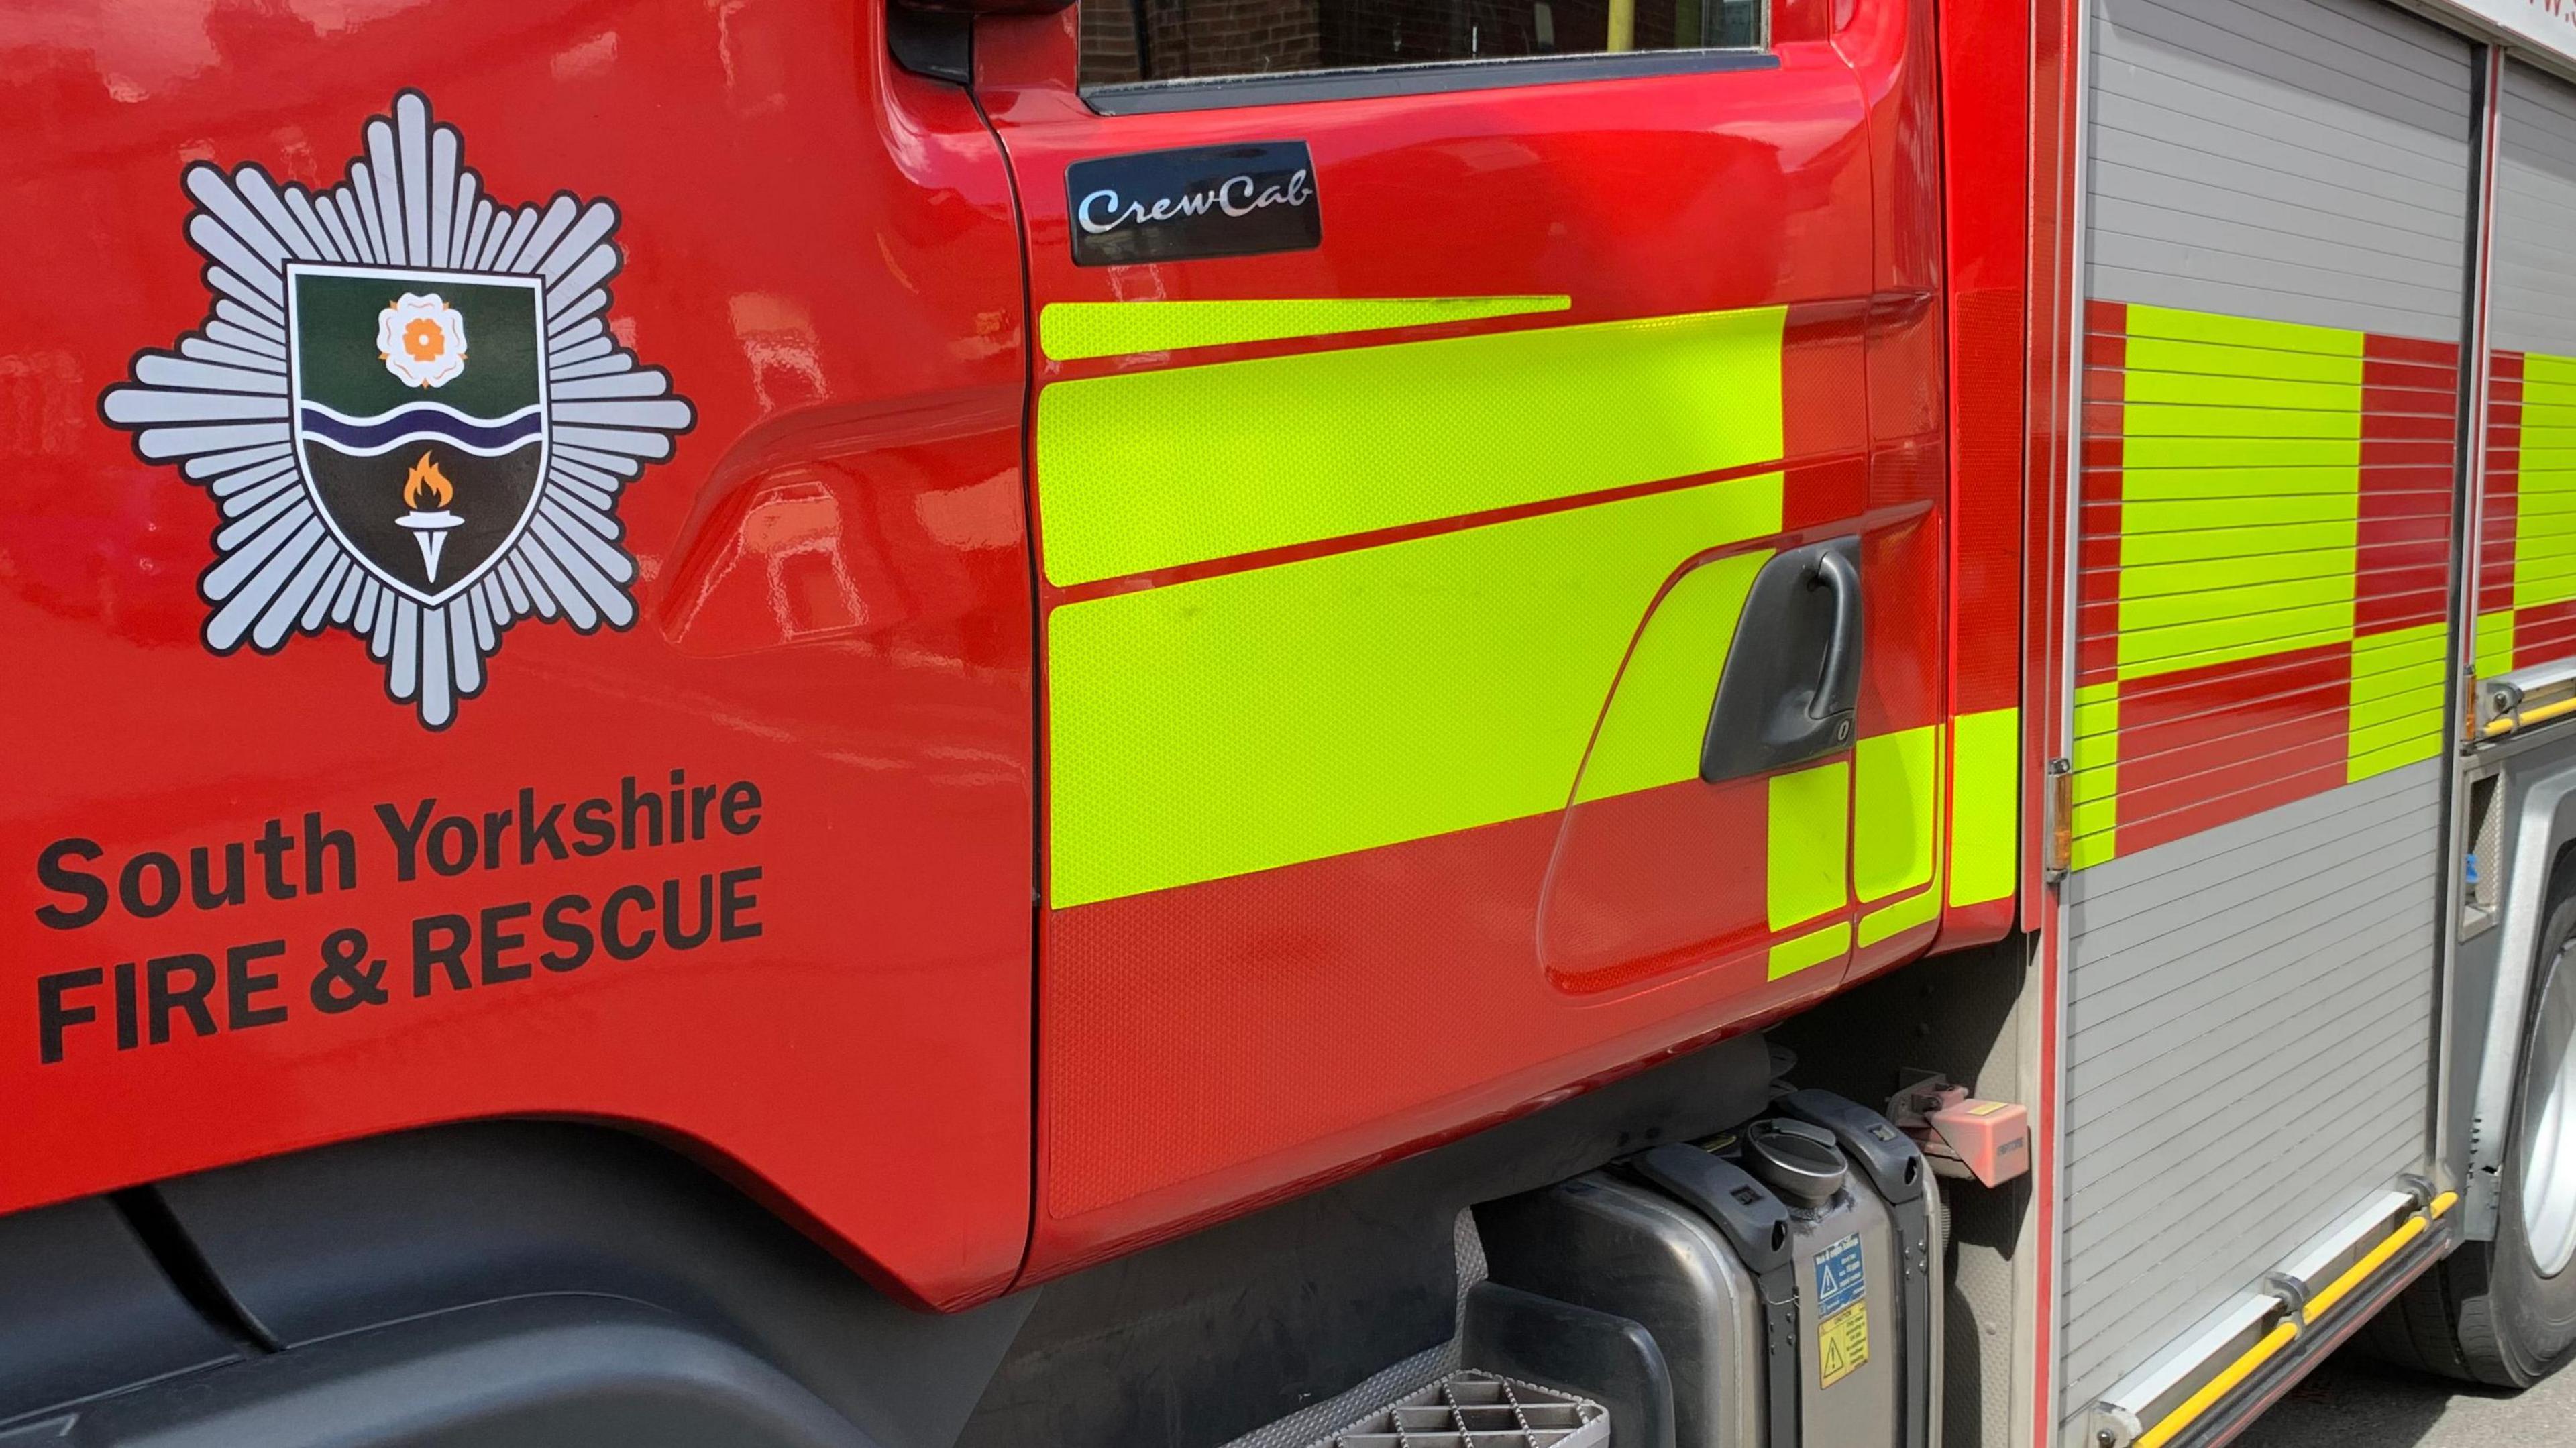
[1080,0,1762,87]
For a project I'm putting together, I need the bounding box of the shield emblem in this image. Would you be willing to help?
[100,91,694,729]
[288,263,547,607]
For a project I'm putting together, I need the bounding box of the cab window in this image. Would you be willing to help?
[1079,0,1766,88]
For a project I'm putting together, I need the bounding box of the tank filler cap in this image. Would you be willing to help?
[1743,1119,1847,1207]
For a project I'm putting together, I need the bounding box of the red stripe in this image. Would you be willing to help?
[2517,599,2576,670]
[2485,351,2523,623]
[2078,308,2126,687]
[2357,335,2457,636]
[2112,642,2351,856]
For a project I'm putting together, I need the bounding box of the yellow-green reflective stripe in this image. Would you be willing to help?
[2522,355,2576,611]
[1770,920,1852,980]
[2071,682,2119,871]
[1855,725,1939,903]
[1038,296,1572,362]
[2349,623,2447,783]
[1949,706,2019,907]
[1859,882,1940,948]
[2478,608,2516,680]
[1047,472,1784,908]
[2124,304,2366,359]
[1572,551,1770,805]
[2116,311,2360,684]
[1036,305,1787,586]
[1766,761,1850,930]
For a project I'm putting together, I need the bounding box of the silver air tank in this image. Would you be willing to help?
[1477,1090,1938,1448]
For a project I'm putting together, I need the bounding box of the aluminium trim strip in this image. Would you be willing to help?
[2088,1184,2457,1447]
[2273,1188,2420,1288]
[2051,0,2104,1435]
[2133,1320,2299,1448]
[2438,40,2509,1201]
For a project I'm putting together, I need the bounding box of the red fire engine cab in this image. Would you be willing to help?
[11,0,2576,1441]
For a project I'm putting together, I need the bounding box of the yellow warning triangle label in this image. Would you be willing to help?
[1819,1302,1870,1389]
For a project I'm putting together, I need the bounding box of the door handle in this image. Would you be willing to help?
[1809,547,1860,723]
[1700,537,1864,783]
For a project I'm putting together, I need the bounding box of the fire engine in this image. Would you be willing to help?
[9,0,2576,1441]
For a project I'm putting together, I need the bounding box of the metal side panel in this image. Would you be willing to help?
[2088,0,2473,341]
[2055,761,2442,1434]
[2491,61,2576,359]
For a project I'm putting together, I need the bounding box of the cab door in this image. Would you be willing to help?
[974,0,1947,1274]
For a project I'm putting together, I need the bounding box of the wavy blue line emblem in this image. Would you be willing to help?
[297,401,544,457]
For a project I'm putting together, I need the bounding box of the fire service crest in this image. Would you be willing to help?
[102,91,692,728]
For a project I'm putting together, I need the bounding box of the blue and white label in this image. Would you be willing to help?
[1815,1234,1866,1316]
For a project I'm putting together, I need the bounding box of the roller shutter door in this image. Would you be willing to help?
[2066,0,2471,1431]
[2477,63,2576,679]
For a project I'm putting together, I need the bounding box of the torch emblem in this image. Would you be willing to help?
[98,91,693,728]
[397,451,463,581]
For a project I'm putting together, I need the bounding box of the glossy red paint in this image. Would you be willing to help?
[1931,0,2029,951]
[1040,795,1864,1272]
[0,0,1036,1309]
[5,0,1990,1322]
[981,0,1947,1278]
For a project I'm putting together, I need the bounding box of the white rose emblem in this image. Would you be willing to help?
[376,292,468,388]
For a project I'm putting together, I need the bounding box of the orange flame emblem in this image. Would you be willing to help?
[402,451,455,510]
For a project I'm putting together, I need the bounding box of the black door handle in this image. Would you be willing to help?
[1699,537,1864,783]
[1809,547,1861,723]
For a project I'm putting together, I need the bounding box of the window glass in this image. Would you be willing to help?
[1079,0,1763,88]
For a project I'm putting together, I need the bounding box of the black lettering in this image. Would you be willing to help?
[189,842,247,910]
[719,782,761,836]
[602,884,656,960]
[377,799,436,881]
[690,783,718,840]
[426,816,476,877]
[311,929,389,1013]
[413,914,472,995]
[480,901,533,983]
[115,960,137,1050]
[35,838,109,930]
[572,799,614,856]
[145,954,217,1044]
[36,968,101,1063]
[719,866,764,942]
[662,875,713,950]
[669,769,687,843]
[225,940,289,1030]
[305,812,356,894]
[120,852,180,919]
[541,893,595,972]
[253,816,295,901]
[519,788,568,864]
[619,775,663,850]
[481,808,511,870]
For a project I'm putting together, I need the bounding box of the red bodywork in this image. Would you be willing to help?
[0,0,2023,1313]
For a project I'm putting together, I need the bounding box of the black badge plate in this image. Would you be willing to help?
[1065,142,1321,266]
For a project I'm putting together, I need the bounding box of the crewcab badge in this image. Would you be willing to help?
[1067,142,1322,266]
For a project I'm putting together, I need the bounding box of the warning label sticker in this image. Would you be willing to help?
[1815,1233,1866,1316]
[1819,1302,1870,1388]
